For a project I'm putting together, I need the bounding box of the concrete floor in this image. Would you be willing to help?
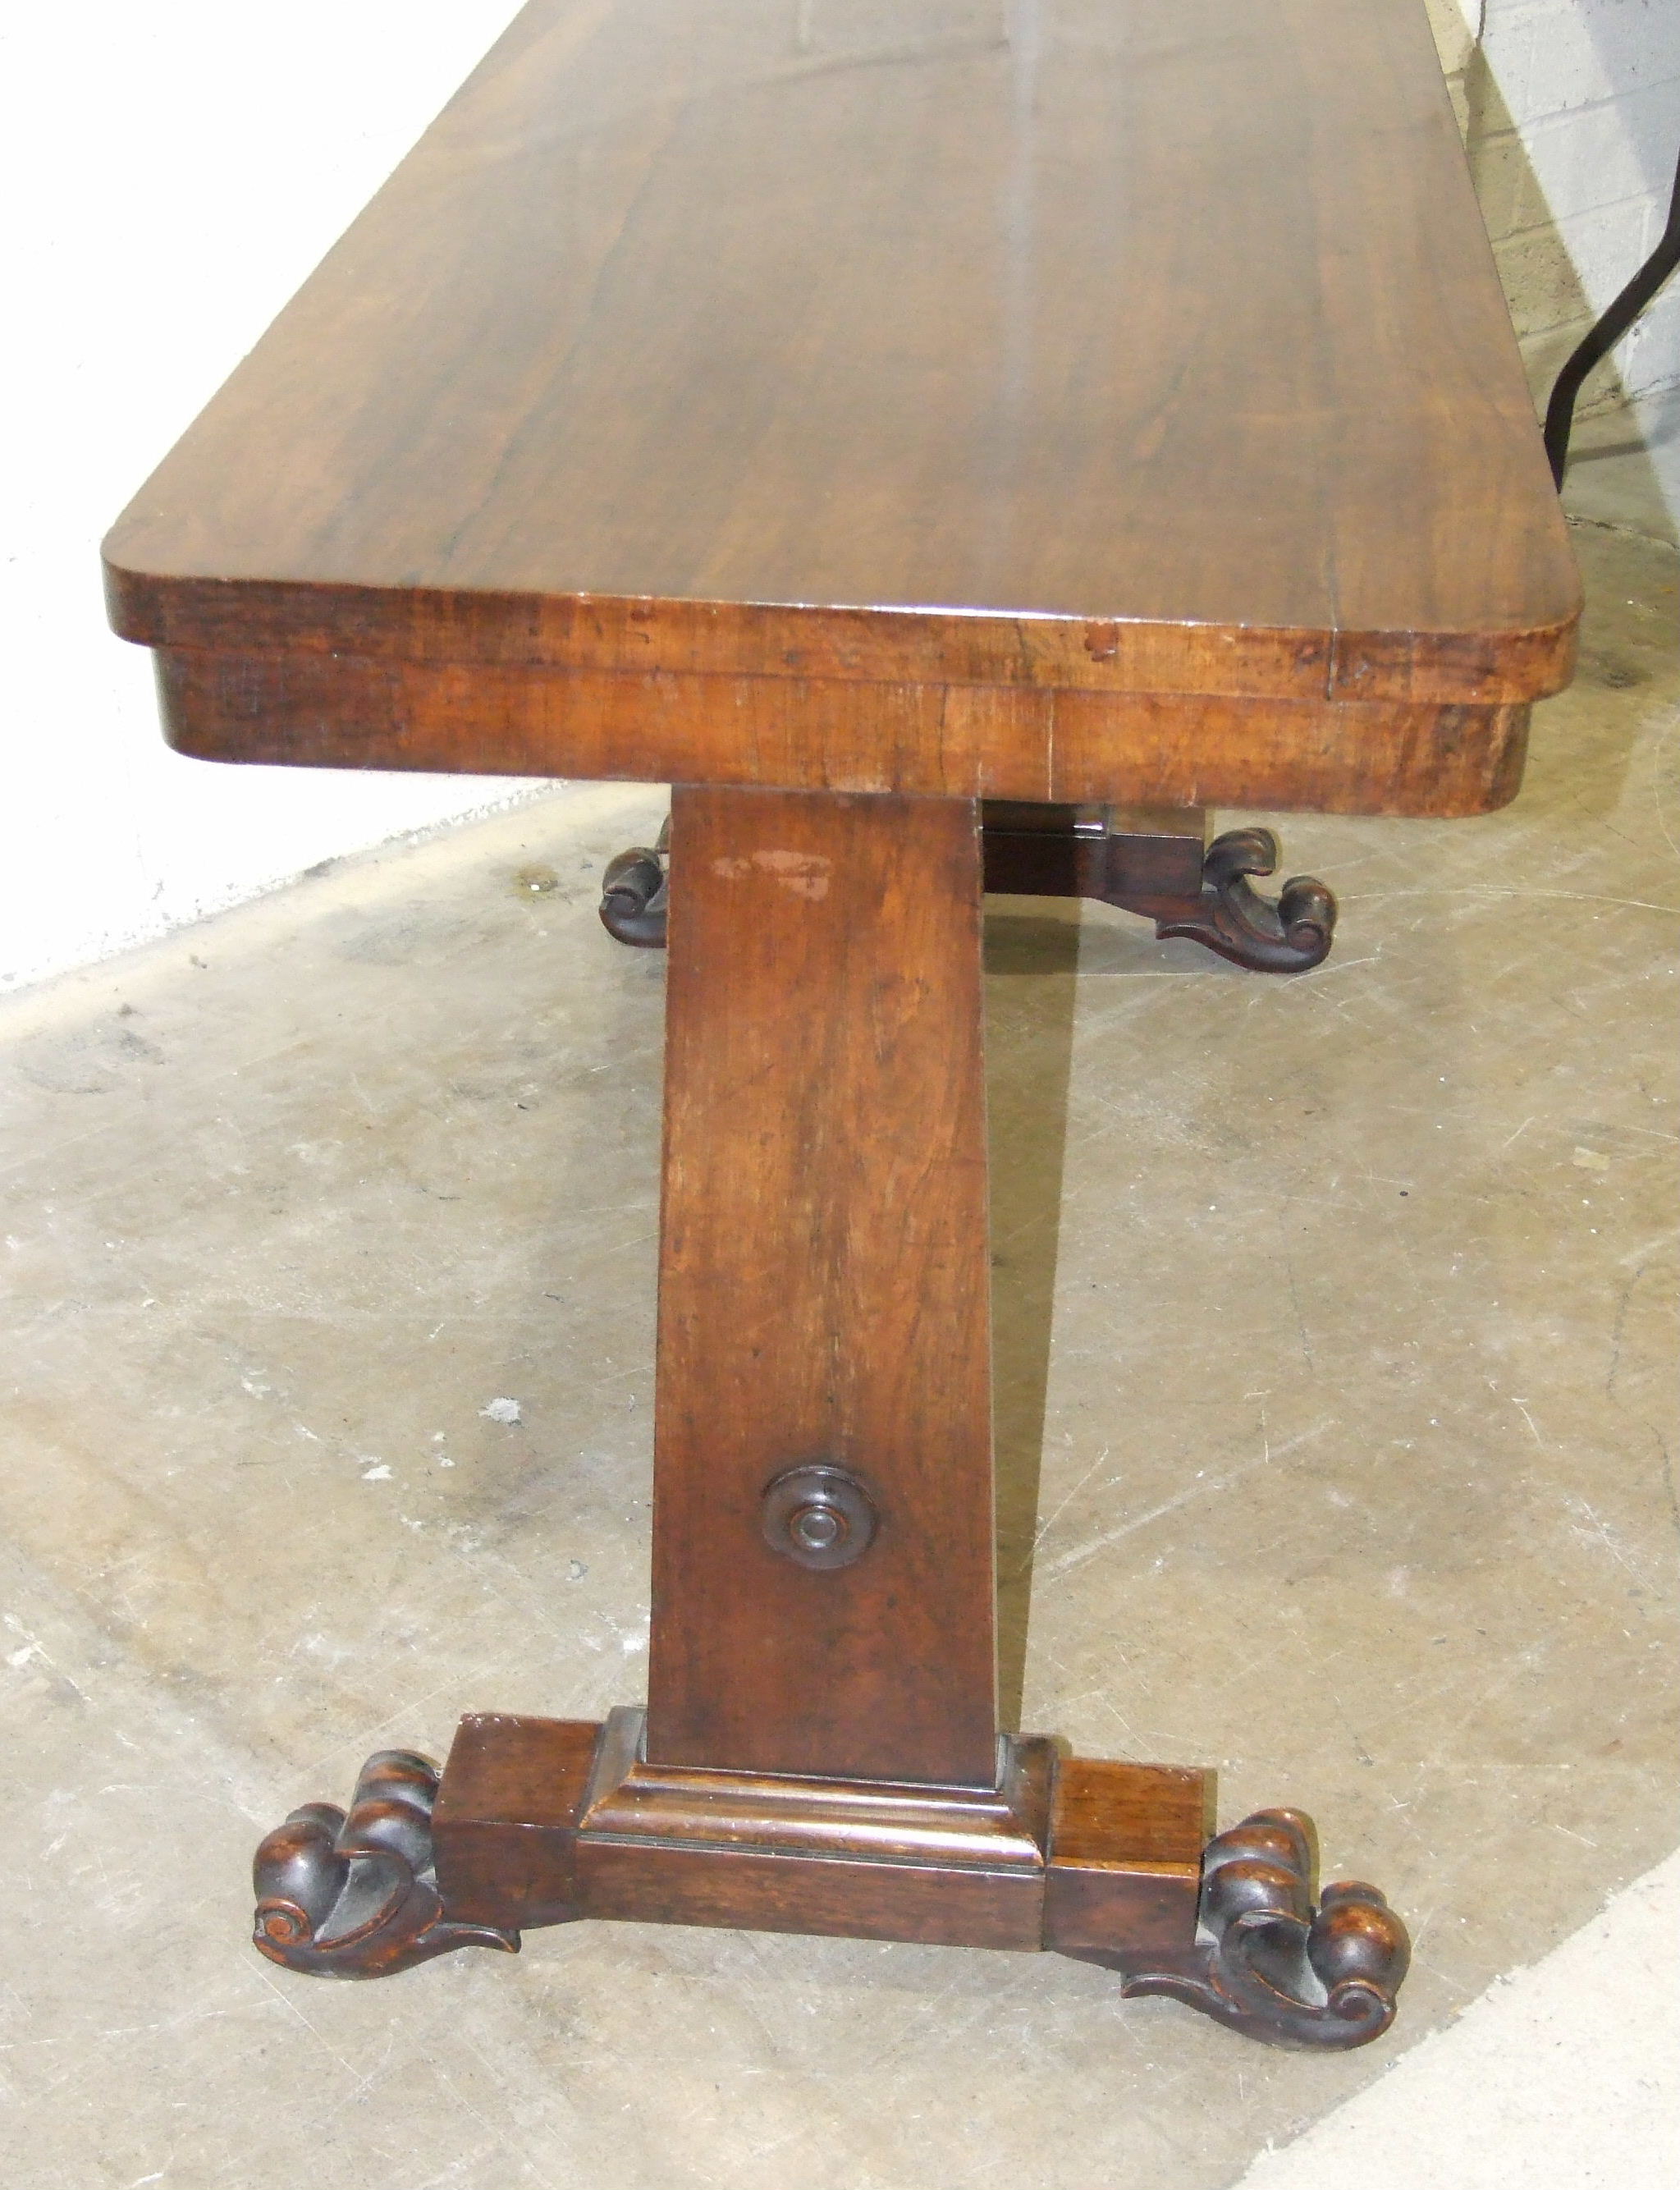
[1562,389,1680,551]
[1236,1842,1680,2188]
[2,517,1674,2188]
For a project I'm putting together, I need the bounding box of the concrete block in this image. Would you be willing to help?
[1501,196,1666,332]
[1522,89,1680,228]
[1496,222,1597,339]
[1518,314,1617,410]
[1485,1,1680,128]
[1559,192,1675,314]
[1467,127,1545,244]
[1516,298,1674,427]
[1483,2,1619,127]
[1621,277,1680,403]
[1447,68,1472,142]
[1422,0,1478,80]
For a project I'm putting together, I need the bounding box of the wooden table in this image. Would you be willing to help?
[104,0,1578,2051]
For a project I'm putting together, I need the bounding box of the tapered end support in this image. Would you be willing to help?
[253,1750,520,1977]
[1117,1808,1410,2049]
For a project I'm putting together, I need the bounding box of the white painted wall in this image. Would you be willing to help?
[5,2,1675,997]
[1431,0,1680,525]
[1,2,538,995]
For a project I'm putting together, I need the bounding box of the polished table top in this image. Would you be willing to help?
[103,0,1579,812]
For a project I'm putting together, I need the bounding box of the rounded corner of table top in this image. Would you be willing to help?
[98,0,1591,816]
[98,538,149,645]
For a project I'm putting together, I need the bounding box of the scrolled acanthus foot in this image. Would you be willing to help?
[599,816,669,947]
[1119,1807,1410,2050]
[1156,828,1336,972]
[253,1749,519,1977]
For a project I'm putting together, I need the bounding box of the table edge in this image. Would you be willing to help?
[102,554,1582,710]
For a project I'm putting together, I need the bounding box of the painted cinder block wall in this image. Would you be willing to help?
[1431,0,1680,449]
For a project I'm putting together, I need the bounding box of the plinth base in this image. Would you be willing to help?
[253,1711,1411,2050]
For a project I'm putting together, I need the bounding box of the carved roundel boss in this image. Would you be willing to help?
[761,1464,877,1570]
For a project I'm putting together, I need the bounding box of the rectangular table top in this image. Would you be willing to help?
[104,0,1581,813]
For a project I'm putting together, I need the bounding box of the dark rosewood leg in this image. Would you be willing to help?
[601,803,1336,971]
[417,1719,1408,2050]
[1071,1807,1412,2050]
[252,1749,519,1977]
[599,815,669,946]
[646,788,999,1783]
[259,786,1404,2049]
[978,804,1337,971]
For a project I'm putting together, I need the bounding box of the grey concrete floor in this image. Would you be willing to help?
[2,518,1674,2188]
[1235,1843,1680,2188]
[1561,389,1680,550]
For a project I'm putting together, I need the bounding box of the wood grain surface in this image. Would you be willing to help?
[105,0,1579,809]
[645,789,998,1785]
[582,1709,1052,1865]
[152,645,1535,814]
[1042,1757,1211,1958]
[431,1712,1209,1962]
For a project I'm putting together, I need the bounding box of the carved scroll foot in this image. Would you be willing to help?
[601,811,1334,971]
[253,1749,520,1978]
[1116,1807,1410,2050]
[599,816,669,946]
[1155,828,1335,972]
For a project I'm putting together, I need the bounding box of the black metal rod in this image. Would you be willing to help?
[1544,141,1680,489]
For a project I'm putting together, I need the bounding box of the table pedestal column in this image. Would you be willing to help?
[249,790,1409,2050]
